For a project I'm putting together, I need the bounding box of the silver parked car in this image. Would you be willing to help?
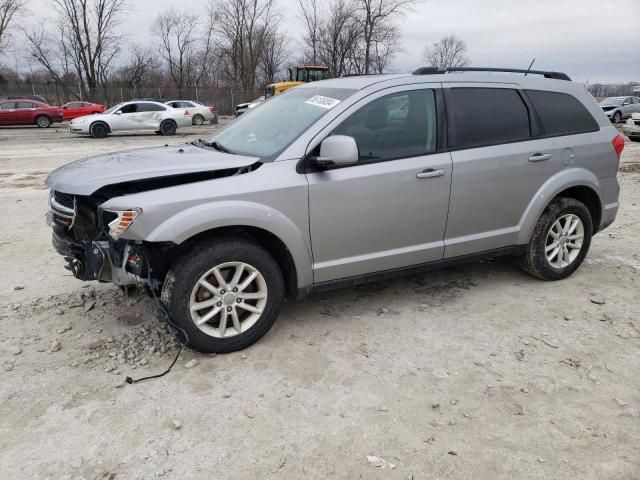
[69,101,191,138]
[165,100,218,125]
[46,67,624,353]
[599,96,640,123]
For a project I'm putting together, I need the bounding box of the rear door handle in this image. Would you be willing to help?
[528,153,552,162]
[416,168,446,179]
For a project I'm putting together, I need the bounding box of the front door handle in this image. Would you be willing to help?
[528,153,552,162]
[416,168,446,179]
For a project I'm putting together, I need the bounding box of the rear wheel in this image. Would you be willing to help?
[613,111,622,123]
[520,197,592,281]
[35,115,51,128]
[161,238,284,353]
[90,122,109,138]
[192,114,205,125]
[160,120,177,136]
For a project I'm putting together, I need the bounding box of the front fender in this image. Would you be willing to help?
[144,200,314,288]
[516,168,603,244]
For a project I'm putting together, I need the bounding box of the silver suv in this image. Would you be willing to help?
[46,67,624,353]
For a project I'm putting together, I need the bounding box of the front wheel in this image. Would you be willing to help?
[161,238,284,353]
[90,122,109,138]
[160,120,177,136]
[520,197,592,281]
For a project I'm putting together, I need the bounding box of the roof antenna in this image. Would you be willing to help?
[524,58,536,76]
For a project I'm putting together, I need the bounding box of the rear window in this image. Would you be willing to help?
[526,90,599,136]
[447,88,531,149]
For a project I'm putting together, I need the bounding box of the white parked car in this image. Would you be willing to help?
[69,101,191,138]
[235,96,265,117]
[165,100,218,125]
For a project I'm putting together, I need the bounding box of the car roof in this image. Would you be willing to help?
[297,71,585,93]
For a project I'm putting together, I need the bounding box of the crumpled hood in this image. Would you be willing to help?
[46,144,259,196]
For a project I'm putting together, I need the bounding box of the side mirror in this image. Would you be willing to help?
[312,135,359,168]
[114,111,122,115]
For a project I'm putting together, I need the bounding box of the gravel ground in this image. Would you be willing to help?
[0,122,639,480]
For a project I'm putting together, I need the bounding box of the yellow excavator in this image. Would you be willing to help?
[264,65,330,98]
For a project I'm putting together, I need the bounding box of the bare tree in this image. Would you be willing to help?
[354,0,415,74]
[152,8,200,94]
[25,0,125,98]
[116,45,159,91]
[423,34,470,69]
[298,0,320,65]
[259,26,288,84]
[211,0,275,90]
[370,23,401,74]
[317,0,361,78]
[0,0,25,55]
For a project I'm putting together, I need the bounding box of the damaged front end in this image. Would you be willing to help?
[47,189,171,290]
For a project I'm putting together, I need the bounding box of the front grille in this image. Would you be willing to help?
[49,190,76,229]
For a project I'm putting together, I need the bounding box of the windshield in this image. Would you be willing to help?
[208,87,355,158]
[104,103,124,114]
[600,97,624,106]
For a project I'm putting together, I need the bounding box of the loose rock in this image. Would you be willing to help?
[49,340,62,353]
[185,359,198,369]
[13,285,24,291]
[56,324,72,334]
[590,297,606,305]
[367,455,396,469]
[9,345,22,355]
[172,419,183,430]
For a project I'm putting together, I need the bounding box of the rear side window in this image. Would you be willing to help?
[139,103,166,112]
[526,90,598,136]
[447,88,531,149]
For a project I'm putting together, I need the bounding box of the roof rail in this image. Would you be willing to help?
[412,66,572,81]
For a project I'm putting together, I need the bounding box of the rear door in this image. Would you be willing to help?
[14,101,36,124]
[443,84,560,258]
[137,102,167,130]
[306,85,452,282]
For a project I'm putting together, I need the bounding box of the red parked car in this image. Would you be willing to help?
[61,101,106,120]
[0,99,63,128]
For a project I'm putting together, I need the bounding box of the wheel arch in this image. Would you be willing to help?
[517,169,604,244]
[170,226,299,298]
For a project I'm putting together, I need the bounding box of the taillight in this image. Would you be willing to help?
[209,106,217,113]
[612,134,625,159]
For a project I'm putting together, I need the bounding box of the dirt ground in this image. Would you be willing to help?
[1,122,639,480]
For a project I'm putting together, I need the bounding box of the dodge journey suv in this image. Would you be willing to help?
[46,67,624,353]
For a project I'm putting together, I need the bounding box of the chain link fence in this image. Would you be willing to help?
[0,83,264,115]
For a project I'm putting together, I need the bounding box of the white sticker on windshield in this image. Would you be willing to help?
[305,95,341,109]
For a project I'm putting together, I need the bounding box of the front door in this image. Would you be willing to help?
[306,86,452,283]
[110,103,140,131]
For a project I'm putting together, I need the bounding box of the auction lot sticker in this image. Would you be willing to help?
[305,95,341,109]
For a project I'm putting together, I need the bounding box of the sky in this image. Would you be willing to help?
[14,0,640,83]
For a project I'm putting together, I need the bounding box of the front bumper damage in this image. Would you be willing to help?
[47,191,168,289]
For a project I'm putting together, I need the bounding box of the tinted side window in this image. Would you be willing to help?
[331,89,437,163]
[525,90,599,136]
[448,88,531,149]
[139,103,166,112]
[0,102,16,110]
[119,103,138,114]
[15,102,35,109]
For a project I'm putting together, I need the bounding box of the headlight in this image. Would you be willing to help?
[106,209,141,239]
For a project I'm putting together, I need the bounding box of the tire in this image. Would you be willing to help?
[161,237,285,353]
[35,115,51,128]
[192,114,205,126]
[613,111,622,123]
[90,122,109,138]
[519,197,593,281]
[160,120,177,136]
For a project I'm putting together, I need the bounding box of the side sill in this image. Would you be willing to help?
[295,245,527,300]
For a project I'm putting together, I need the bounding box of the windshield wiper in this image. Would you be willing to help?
[203,140,235,154]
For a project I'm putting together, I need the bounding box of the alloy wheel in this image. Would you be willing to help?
[545,213,584,268]
[189,262,268,338]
